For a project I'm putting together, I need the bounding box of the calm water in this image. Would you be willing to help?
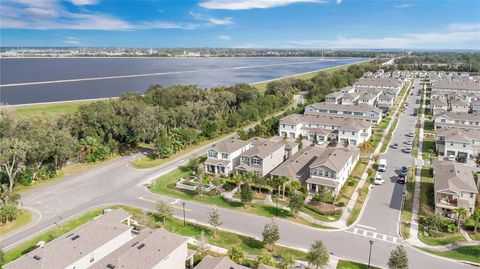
[0,57,367,105]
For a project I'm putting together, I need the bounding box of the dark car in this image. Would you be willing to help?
[397,175,406,184]
[399,166,408,177]
[458,156,468,163]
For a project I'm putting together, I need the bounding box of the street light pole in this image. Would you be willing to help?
[368,240,374,269]
[182,201,186,226]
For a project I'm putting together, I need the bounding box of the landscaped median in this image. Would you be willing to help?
[0,209,32,236]
[400,168,416,239]
[148,164,337,229]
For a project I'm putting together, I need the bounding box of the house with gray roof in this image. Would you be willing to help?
[435,128,480,159]
[432,79,480,94]
[204,138,252,176]
[236,138,286,177]
[450,98,471,113]
[305,102,383,124]
[433,161,478,217]
[434,111,480,130]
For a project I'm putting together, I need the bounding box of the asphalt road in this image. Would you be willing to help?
[1,79,476,268]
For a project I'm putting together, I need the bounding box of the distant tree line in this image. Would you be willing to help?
[393,52,480,72]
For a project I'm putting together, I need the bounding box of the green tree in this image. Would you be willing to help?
[208,208,223,238]
[0,204,20,224]
[290,180,302,192]
[288,191,305,218]
[0,138,28,193]
[279,253,294,269]
[240,183,253,206]
[262,219,280,251]
[388,245,408,269]
[154,130,174,159]
[306,240,329,269]
[473,209,480,233]
[255,253,275,267]
[227,247,245,264]
[453,207,468,230]
[156,200,173,224]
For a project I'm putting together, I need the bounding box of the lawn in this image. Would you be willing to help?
[149,166,334,228]
[337,259,381,269]
[9,99,97,117]
[346,176,371,226]
[400,168,416,239]
[369,133,383,150]
[421,139,436,160]
[421,246,480,264]
[380,117,399,153]
[336,158,369,206]
[419,167,434,216]
[418,233,466,246]
[0,209,32,236]
[423,119,434,134]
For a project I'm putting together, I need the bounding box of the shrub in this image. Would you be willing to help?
[0,204,20,224]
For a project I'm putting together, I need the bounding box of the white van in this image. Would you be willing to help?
[378,159,387,172]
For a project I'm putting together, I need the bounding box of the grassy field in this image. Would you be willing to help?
[7,99,98,118]
[0,209,32,236]
[421,139,436,160]
[418,233,466,246]
[421,246,480,264]
[337,259,381,269]
[336,158,369,206]
[419,167,434,216]
[149,166,334,228]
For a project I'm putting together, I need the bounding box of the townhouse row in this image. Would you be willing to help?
[430,79,480,115]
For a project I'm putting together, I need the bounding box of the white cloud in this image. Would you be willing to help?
[448,23,480,31]
[69,0,99,5]
[219,35,231,40]
[395,4,413,9]
[63,36,81,45]
[189,12,234,25]
[199,0,326,10]
[286,25,480,49]
[336,0,342,5]
[0,1,230,30]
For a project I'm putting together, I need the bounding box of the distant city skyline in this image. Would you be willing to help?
[1,0,479,49]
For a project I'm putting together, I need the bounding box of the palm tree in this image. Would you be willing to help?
[231,172,243,189]
[453,208,468,230]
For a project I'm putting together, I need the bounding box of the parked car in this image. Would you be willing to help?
[403,147,412,154]
[406,132,414,137]
[378,159,388,172]
[391,143,399,149]
[405,140,412,145]
[374,174,385,185]
[399,166,408,177]
[397,175,406,184]
[458,156,467,163]
[448,155,455,161]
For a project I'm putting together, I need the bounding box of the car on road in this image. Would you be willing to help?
[374,174,385,185]
[403,147,412,154]
[399,166,408,177]
[448,155,455,161]
[406,132,414,137]
[391,143,399,149]
[397,175,406,184]
[458,156,467,163]
[405,140,412,145]
[378,159,388,172]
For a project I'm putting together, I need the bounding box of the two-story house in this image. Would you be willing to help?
[435,128,480,159]
[304,103,383,124]
[434,111,480,130]
[236,139,285,177]
[431,99,448,116]
[450,98,471,113]
[305,147,360,196]
[204,138,251,176]
[433,161,478,217]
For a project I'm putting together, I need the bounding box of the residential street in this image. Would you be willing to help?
[0,79,475,269]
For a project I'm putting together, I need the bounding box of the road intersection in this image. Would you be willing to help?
[1,79,476,268]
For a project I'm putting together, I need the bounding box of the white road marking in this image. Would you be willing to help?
[346,228,399,244]
[356,224,377,230]
[138,196,192,212]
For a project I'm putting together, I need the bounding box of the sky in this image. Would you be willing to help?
[0,0,479,49]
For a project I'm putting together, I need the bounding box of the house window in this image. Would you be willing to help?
[208,151,218,158]
[252,158,262,165]
[222,153,229,159]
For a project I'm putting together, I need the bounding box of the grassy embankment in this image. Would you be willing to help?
[0,210,32,236]
[3,205,307,265]
[149,165,334,228]
[337,260,381,269]
[400,168,416,239]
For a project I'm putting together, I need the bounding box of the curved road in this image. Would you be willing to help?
[1,79,475,268]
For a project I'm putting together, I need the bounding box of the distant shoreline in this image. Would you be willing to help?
[0,56,360,59]
[2,58,373,107]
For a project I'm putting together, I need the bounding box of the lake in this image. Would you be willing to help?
[0,57,367,105]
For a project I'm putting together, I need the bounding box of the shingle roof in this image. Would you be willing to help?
[209,138,250,154]
[242,138,284,159]
[433,161,478,194]
[307,102,383,113]
[436,111,480,121]
[90,228,187,269]
[432,80,480,91]
[309,147,358,173]
[270,146,325,179]
[194,256,249,269]
[4,209,132,269]
[436,128,480,143]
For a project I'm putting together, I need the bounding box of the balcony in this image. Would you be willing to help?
[437,194,458,208]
